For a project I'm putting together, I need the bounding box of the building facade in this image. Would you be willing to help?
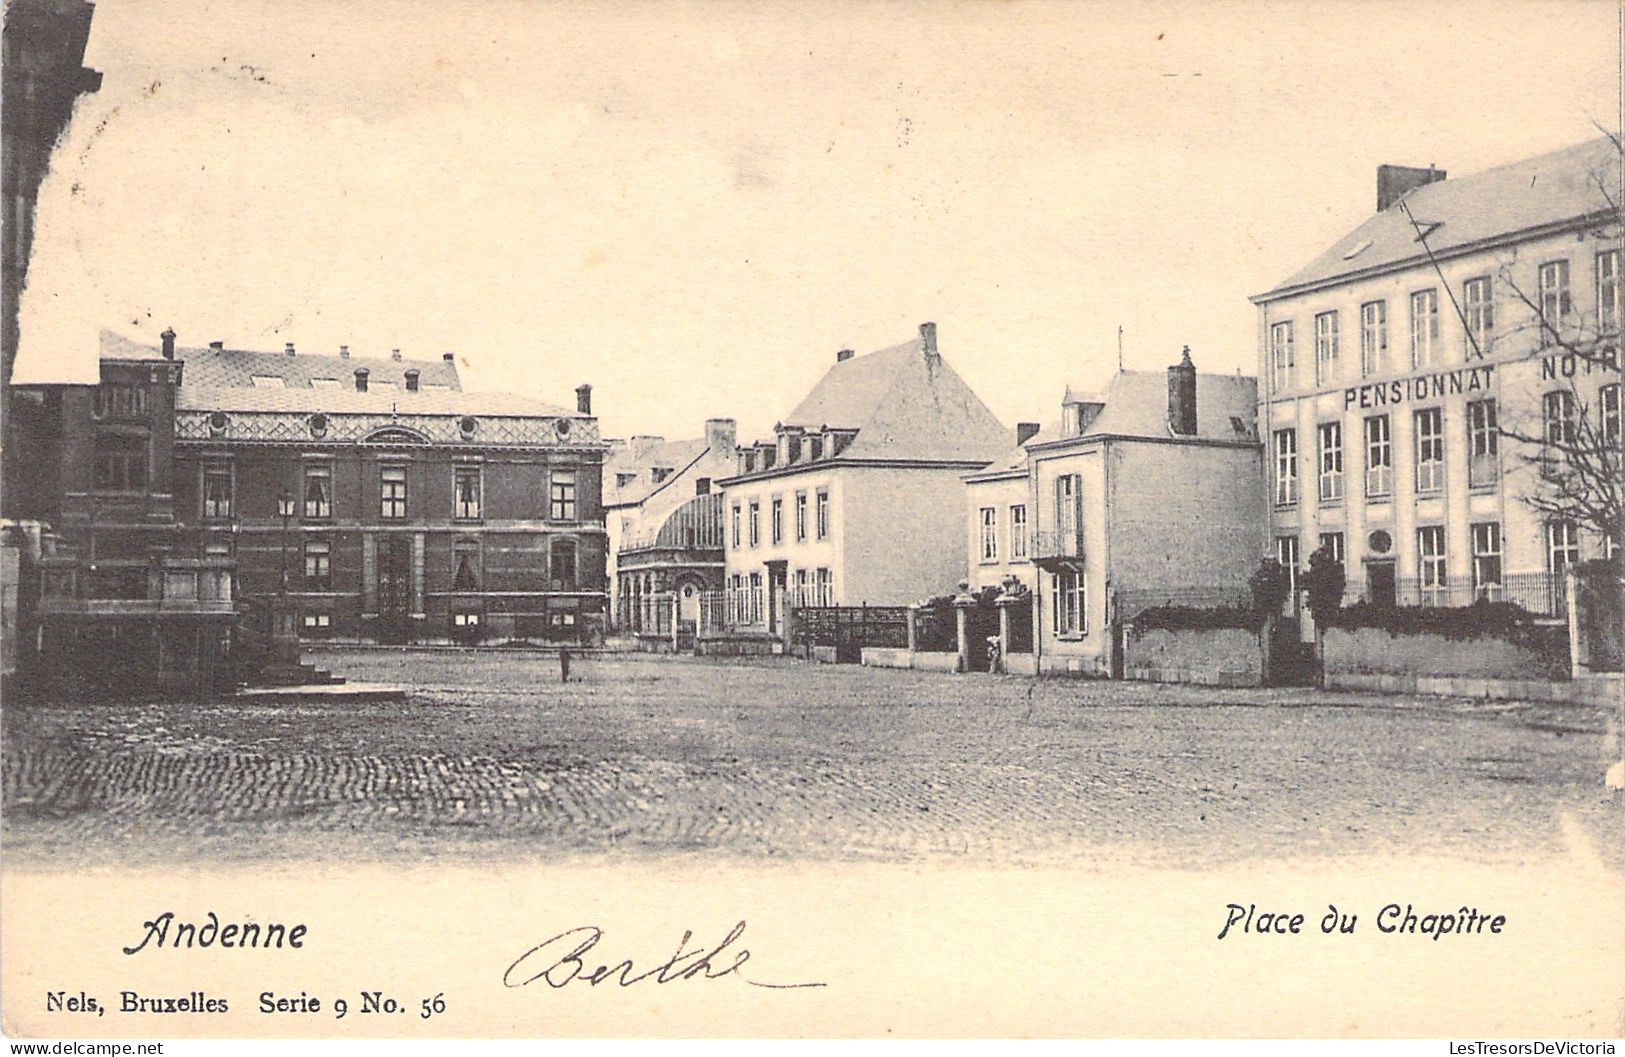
[983,351,1262,677]
[605,418,736,643]
[22,329,609,651]
[1253,137,1621,620]
[718,322,1011,640]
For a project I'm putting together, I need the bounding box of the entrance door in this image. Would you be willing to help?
[377,537,413,643]
[1367,561,1396,608]
[765,560,789,640]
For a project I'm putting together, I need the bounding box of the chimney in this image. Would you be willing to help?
[391,348,402,361]
[354,367,369,392]
[1167,345,1198,437]
[442,352,455,362]
[576,384,592,415]
[339,344,350,359]
[1376,164,1446,212]
[836,348,854,362]
[705,417,737,455]
[160,328,176,359]
[1016,421,1040,446]
[919,321,938,362]
[284,342,296,357]
[404,369,420,392]
[208,340,224,351]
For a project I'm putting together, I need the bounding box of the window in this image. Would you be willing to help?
[92,384,145,420]
[1314,311,1339,385]
[549,470,577,521]
[309,377,341,390]
[748,501,760,547]
[795,492,808,541]
[380,466,408,519]
[731,504,741,548]
[250,374,286,388]
[1471,523,1502,600]
[794,568,809,606]
[92,435,147,491]
[1414,408,1444,492]
[1276,536,1300,602]
[300,612,331,635]
[551,538,578,590]
[303,465,332,519]
[1542,389,1576,475]
[303,540,331,591]
[1270,321,1295,390]
[1546,520,1580,575]
[1273,428,1298,505]
[1467,399,1498,488]
[1364,415,1392,497]
[1054,474,1081,554]
[1418,526,1447,606]
[202,464,233,520]
[453,542,480,591]
[1317,421,1343,502]
[1010,504,1028,560]
[616,472,637,488]
[748,571,764,621]
[1317,532,1344,566]
[815,489,829,540]
[1537,260,1572,338]
[1602,383,1622,448]
[1462,276,1493,357]
[771,496,783,545]
[980,507,998,562]
[815,567,832,607]
[1052,570,1085,637]
[454,466,482,520]
[650,467,672,484]
[1410,289,1439,367]
[1359,301,1387,376]
[453,612,481,627]
[1600,248,1621,333]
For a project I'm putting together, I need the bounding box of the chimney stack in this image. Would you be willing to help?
[339,344,350,359]
[284,341,296,356]
[836,348,854,362]
[576,384,592,415]
[354,367,369,392]
[1167,345,1197,437]
[919,321,938,362]
[705,417,737,455]
[1376,164,1446,212]
[1016,421,1041,446]
[391,348,402,361]
[442,352,455,363]
[208,340,224,351]
[160,328,176,359]
[404,369,420,392]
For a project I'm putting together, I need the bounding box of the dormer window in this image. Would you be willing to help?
[1063,402,1082,435]
[250,374,286,388]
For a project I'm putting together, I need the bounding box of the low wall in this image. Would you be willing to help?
[861,648,959,672]
[1329,671,1620,706]
[694,633,780,657]
[1122,626,1262,688]
[1324,625,1567,681]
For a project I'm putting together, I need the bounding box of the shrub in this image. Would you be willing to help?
[1329,599,1541,640]
[1129,605,1262,634]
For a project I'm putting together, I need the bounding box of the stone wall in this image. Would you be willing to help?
[1122,626,1262,687]
[1323,625,1567,681]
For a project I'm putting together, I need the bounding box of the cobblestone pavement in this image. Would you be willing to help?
[4,650,1621,868]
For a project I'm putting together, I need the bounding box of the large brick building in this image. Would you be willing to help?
[1253,136,1621,619]
[9,329,608,677]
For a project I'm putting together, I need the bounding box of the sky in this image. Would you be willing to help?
[14,0,1622,442]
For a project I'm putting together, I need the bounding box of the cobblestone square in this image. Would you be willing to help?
[3,650,1620,869]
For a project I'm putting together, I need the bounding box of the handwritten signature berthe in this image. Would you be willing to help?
[503,921,826,991]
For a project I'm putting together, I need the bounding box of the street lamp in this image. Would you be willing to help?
[277,489,295,635]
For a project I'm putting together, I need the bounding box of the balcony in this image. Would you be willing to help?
[36,558,237,621]
[1032,528,1084,570]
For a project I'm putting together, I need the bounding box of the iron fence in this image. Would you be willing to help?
[1380,572,1567,617]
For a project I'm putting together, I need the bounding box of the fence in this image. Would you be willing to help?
[793,605,910,662]
[1382,572,1566,617]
